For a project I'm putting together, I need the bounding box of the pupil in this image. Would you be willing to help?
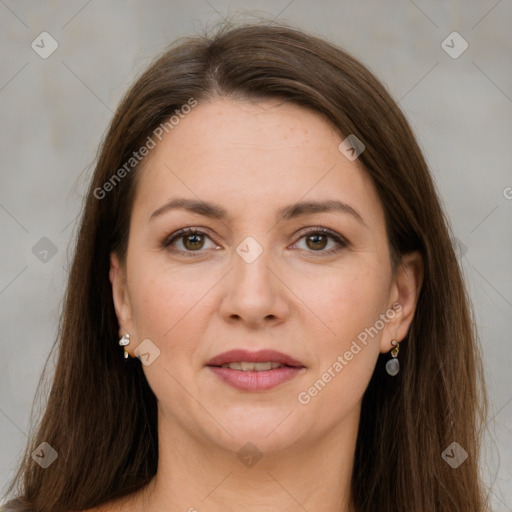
[185,234,203,250]
[308,234,327,250]
[182,234,328,251]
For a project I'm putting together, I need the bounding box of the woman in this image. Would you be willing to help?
[2,21,489,511]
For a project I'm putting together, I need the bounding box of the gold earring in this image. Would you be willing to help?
[119,333,130,359]
[385,339,400,376]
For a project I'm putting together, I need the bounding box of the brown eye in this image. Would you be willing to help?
[305,233,328,251]
[293,227,348,255]
[182,233,205,250]
[162,228,217,255]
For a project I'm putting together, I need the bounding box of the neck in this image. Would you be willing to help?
[135,406,360,512]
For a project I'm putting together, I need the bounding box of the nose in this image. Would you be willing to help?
[219,242,290,329]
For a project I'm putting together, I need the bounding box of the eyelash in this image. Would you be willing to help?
[162,227,348,257]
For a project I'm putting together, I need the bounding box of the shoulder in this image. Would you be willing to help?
[76,506,116,512]
[70,506,112,512]
[2,489,139,512]
[0,500,30,512]
[76,496,133,512]
[0,499,29,512]
[0,502,111,512]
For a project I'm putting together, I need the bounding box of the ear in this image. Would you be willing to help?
[109,252,135,351]
[380,251,424,353]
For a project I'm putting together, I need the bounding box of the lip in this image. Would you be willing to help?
[206,349,305,368]
[205,349,306,392]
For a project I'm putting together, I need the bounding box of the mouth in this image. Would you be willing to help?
[206,348,305,368]
[206,349,306,391]
[215,361,294,371]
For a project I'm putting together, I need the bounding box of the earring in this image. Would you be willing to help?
[385,339,400,376]
[119,333,130,359]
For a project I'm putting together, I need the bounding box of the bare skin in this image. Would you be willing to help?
[101,97,423,512]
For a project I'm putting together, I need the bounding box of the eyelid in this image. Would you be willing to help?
[162,227,218,250]
[162,226,348,255]
[292,226,349,252]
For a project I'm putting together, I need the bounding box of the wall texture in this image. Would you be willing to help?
[1,0,511,509]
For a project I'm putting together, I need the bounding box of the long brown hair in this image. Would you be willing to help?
[3,20,489,511]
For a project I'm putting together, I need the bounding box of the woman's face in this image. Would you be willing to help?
[110,97,421,454]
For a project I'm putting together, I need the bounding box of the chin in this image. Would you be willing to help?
[201,411,304,456]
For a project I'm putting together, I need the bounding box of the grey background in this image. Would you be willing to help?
[1,0,511,509]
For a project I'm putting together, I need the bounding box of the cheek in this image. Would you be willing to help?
[126,257,222,369]
[291,261,388,407]
[293,261,389,344]
[126,264,210,394]
[313,263,388,396]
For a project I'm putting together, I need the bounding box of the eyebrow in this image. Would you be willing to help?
[149,198,367,227]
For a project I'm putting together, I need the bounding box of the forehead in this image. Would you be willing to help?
[132,98,384,230]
